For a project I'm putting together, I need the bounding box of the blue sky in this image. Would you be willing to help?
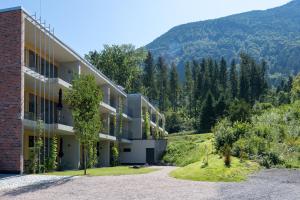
[0,0,291,56]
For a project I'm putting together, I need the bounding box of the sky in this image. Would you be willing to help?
[0,0,292,56]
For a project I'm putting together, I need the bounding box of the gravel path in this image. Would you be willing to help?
[0,167,299,200]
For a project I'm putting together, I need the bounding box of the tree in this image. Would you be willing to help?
[197,92,215,133]
[229,59,238,99]
[227,99,251,122]
[239,53,251,102]
[165,111,183,133]
[85,44,146,92]
[291,74,300,102]
[65,75,103,175]
[184,62,193,116]
[169,63,180,111]
[219,57,227,91]
[143,51,157,102]
[157,57,169,112]
[215,95,227,119]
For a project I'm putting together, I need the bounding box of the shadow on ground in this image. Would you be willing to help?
[1,176,74,197]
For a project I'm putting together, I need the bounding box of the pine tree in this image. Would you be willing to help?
[143,51,157,102]
[157,56,169,112]
[239,53,250,102]
[197,92,215,133]
[169,63,180,111]
[184,62,193,116]
[229,59,238,99]
[214,95,227,119]
[219,57,228,91]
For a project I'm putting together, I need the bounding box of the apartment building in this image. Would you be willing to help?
[0,7,167,173]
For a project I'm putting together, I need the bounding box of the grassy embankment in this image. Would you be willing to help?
[163,132,260,182]
[46,166,158,176]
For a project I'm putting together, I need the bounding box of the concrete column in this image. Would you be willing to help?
[99,141,110,167]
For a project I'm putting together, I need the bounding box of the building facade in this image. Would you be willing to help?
[0,7,167,173]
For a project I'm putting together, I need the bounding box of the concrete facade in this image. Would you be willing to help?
[0,7,167,174]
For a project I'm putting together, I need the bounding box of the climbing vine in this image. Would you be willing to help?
[154,112,159,140]
[88,141,97,168]
[111,144,119,166]
[35,119,44,173]
[144,110,150,139]
[46,135,58,171]
[116,97,123,138]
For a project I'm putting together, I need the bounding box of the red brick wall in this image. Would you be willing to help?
[0,9,24,173]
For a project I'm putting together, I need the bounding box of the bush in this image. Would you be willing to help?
[222,144,232,167]
[259,152,283,168]
[213,119,249,151]
[214,99,300,168]
[111,145,119,166]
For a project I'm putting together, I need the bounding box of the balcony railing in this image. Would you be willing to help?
[25,65,73,85]
[24,112,73,127]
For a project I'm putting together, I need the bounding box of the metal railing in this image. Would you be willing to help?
[24,111,73,127]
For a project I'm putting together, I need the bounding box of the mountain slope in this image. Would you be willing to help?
[146,0,300,77]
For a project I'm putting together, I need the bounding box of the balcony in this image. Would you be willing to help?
[24,66,72,93]
[23,111,74,135]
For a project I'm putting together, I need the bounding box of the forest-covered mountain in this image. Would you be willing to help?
[146,0,300,78]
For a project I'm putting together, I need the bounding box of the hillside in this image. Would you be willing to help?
[163,133,260,182]
[146,0,300,78]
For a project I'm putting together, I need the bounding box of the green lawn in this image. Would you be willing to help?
[162,132,214,166]
[170,155,260,182]
[46,166,158,176]
[164,132,260,182]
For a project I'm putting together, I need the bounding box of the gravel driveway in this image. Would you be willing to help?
[0,166,299,200]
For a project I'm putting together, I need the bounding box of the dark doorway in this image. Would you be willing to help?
[146,148,155,165]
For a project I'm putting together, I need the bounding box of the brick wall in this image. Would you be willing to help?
[0,9,24,173]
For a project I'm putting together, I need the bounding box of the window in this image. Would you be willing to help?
[29,136,34,147]
[123,148,131,152]
[29,50,36,69]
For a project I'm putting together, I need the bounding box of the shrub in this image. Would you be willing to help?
[259,152,283,168]
[213,119,249,151]
[111,145,119,166]
[222,144,232,167]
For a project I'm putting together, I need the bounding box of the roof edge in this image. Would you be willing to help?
[0,6,23,13]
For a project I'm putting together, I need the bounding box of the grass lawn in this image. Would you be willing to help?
[170,155,260,182]
[162,132,214,166]
[46,166,159,176]
[164,132,260,182]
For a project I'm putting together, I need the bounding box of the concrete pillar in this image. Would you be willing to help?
[99,141,110,167]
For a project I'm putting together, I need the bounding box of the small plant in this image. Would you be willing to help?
[239,150,247,163]
[222,144,232,167]
[201,144,209,168]
[111,144,119,166]
[27,147,38,173]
